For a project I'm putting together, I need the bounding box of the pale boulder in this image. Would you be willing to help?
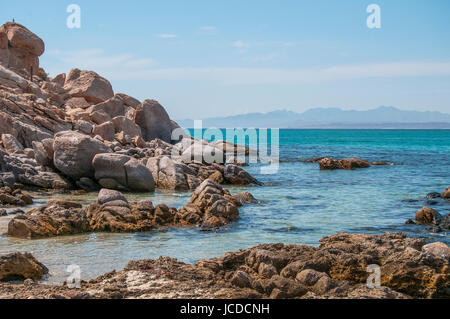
[64,68,114,104]
[53,131,111,180]
[134,99,173,143]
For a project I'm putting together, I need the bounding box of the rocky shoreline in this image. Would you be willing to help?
[1,232,449,299]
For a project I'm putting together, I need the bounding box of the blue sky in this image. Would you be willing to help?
[1,0,450,119]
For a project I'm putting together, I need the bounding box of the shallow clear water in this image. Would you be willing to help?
[0,129,449,283]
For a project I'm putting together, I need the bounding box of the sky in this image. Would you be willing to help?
[1,0,450,119]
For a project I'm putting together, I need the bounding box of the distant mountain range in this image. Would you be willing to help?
[176,106,450,129]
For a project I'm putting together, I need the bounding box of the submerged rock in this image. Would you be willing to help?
[0,252,48,281]
[319,157,371,170]
[442,187,450,199]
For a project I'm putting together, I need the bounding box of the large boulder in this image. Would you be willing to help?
[53,131,111,180]
[93,153,155,192]
[134,100,173,143]
[0,252,48,281]
[181,142,225,164]
[64,68,114,104]
[89,95,126,121]
[112,116,142,138]
[0,22,44,72]
[146,156,197,190]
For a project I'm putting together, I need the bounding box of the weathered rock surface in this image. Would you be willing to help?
[319,157,371,170]
[134,100,173,143]
[0,186,32,207]
[0,252,48,281]
[224,164,261,185]
[1,233,446,299]
[177,179,240,229]
[145,156,197,190]
[63,69,114,104]
[53,131,111,180]
[415,207,442,225]
[0,22,44,73]
[93,153,155,192]
[442,187,450,199]
[7,201,89,239]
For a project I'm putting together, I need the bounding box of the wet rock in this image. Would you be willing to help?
[233,192,257,205]
[371,161,392,166]
[426,192,441,199]
[415,207,441,225]
[53,131,111,180]
[98,188,128,205]
[177,179,240,229]
[0,252,48,281]
[442,187,450,199]
[224,164,261,185]
[319,157,371,170]
[438,213,450,230]
[7,201,89,239]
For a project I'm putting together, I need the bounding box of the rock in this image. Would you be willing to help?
[115,131,132,145]
[53,131,111,180]
[64,97,90,109]
[0,209,7,216]
[1,134,23,153]
[0,22,44,72]
[0,252,48,281]
[224,164,261,185]
[177,179,240,229]
[426,192,441,199]
[146,156,194,190]
[295,269,328,286]
[415,207,441,225]
[319,157,371,170]
[23,148,35,159]
[134,100,173,143]
[233,192,257,204]
[116,93,140,108]
[226,157,248,166]
[231,271,251,288]
[32,138,53,166]
[75,120,93,134]
[97,188,128,205]
[112,116,141,138]
[92,121,115,141]
[438,213,450,230]
[86,198,162,233]
[181,143,225,164]
[7,201,89,239]
[371,161,392,166]
[442,187,450,199]
[93,153,155,192]
[422,242,450,260]
[76,177,100,192]
[64,69,114,104]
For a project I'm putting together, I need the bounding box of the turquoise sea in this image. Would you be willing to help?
[0,129,449,283]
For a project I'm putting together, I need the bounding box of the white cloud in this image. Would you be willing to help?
[156,34,177,39]
[42,50,450,85]
[232,40,247,48]
[201,26,216,31]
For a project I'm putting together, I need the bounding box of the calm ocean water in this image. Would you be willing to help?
[1,129,449,283]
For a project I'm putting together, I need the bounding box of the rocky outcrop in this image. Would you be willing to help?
[63,69,114,104]
[134,100,173,143]
[442,187,450,199]
[53,131,111,180]
[415,207,442,225]
[0,186,32,207]
[0,252,48,281]
[0,22,44,73]
[224,164,261,185]
[318,157,371,170]
[87,189,175,232]
[93,153,155,192]
[7,201,89,239]
[177,179,240,229]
